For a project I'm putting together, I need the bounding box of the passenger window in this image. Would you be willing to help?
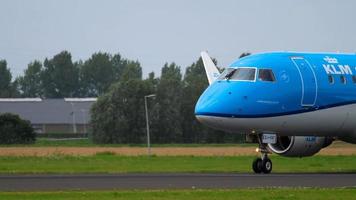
[230,68,256,81]
[340,75,347,84]
[328,75,334,84]
[258,69,276,82]
[352,76,356,84]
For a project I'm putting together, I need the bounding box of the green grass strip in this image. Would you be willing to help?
[0,188,356,200]
[0,155,354,174]
[0,138,253,147]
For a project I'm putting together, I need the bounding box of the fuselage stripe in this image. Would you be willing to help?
[195,100,356,118]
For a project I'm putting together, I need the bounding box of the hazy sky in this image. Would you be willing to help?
[1,0,356,78]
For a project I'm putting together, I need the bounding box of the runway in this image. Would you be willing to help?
[0,173,355,191]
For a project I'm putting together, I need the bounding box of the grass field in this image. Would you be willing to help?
[0,139,354,157]
[0,154,355,174]
[0,138,354,173]
[1,188,355,200]
[2,138,348,148]
[12,138,253,147]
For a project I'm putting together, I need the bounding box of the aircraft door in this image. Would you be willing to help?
[291,57,317,107]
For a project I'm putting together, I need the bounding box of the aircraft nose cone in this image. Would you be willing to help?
[194,90,216,116]
[194,98,207,115]
[195,95,222,117]
[194,82,230,117]
[194,83,232,130]
[195,81,247,118]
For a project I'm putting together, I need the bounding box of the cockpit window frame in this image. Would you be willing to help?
[224,67,257,82]
[217,68,235,81]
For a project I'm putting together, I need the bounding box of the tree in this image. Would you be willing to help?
[151,63,183,143]
[80,52,118,97]
[41,51,79,98]
[91,78,153,144]
[180,58,210,143]
[120,60,142,81]
[0,113,36,144]
[147,72,159,88]
[0,60,19,97]
[90,61,151,143]
[17,61,43,97]
[111,53,127,80]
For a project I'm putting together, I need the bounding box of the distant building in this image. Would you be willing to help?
[0,98,97,135]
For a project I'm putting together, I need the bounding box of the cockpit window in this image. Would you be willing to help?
[258,69,276,82]
[217,68,235,80]
[217,67,256,81]
[229,68,256,81]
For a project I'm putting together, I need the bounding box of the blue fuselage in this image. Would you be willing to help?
[195,52,356,118]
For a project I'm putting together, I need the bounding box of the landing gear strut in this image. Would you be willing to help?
[252,135,272,174]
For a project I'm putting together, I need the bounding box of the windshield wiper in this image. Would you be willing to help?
[225,69,236,80]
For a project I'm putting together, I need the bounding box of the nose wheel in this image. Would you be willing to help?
[252,156,272,174]
[252,134,272,174]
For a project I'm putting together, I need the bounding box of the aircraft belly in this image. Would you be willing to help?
[197,104,356,137]
[339,104,356,141]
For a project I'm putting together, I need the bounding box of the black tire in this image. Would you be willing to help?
[261,158,272,174]
[252,158,262,173]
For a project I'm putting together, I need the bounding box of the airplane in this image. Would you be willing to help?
[195,51,356,174]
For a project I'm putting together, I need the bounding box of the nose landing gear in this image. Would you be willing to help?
[252,154,272,174]
[252,136,272,174]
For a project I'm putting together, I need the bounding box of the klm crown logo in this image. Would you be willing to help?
[323,56,338,64]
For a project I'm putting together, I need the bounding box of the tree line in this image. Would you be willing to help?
[0,51,140,98]
[0,51,249,143]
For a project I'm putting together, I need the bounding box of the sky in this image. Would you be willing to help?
[1,0,356,78]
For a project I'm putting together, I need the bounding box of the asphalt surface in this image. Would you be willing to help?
[0,173,355,191]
